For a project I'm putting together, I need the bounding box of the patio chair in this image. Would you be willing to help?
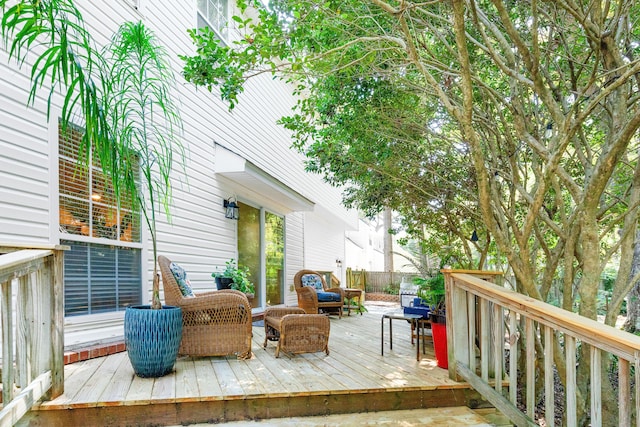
[294,269,344,318]
[158,255,252,359]
[263,307,330,357]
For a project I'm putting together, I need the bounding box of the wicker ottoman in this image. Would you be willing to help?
[263,307,331,358]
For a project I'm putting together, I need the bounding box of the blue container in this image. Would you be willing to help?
[413,297,431,308]
[404,306,431,319]
[125,305,183,378]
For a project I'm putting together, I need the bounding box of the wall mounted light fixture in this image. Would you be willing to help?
[223,197,239,220]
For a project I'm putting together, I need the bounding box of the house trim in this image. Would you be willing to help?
[215,143,314,214]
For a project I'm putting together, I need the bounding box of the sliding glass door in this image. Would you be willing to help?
[237,202,284,308]
[265,211,284,305]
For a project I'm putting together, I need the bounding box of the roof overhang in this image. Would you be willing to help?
[215,144,315,214]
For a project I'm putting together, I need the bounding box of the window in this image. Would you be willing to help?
[59,125,142,316]
[197,0,229,43]
[62,241,142,316]
[59,126,140,242]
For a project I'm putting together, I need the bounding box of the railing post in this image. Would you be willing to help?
[1,279,14,404]
[49,249,65,398]
[16,275,32,388]
[443,269,468,381]
[444,270,505,382]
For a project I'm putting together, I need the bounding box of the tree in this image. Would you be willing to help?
[182,1,640,423]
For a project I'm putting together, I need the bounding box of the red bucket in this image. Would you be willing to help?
[431,322,448,369]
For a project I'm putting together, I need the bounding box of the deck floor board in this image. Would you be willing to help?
[97,352,135,406]
[37,303,464,411]
[173,358,199,401]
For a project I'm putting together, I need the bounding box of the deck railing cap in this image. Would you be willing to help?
[441,269,503,276]
[0,243,70,251]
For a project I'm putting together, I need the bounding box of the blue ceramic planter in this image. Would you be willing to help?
[124,305,182,378]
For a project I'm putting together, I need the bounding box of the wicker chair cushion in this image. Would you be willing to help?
[301,274,324,290]
[317,291,341,302]
[169,262,195,297]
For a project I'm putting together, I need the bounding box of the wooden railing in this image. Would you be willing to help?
[444,269,640,427]
[0,244,66,427]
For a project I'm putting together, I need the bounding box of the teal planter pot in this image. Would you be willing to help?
[124,305,183,378]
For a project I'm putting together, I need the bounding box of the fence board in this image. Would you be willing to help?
[359,271,420,293]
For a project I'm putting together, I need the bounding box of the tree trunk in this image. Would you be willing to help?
[383,207,393,272]
[623,231,640,333]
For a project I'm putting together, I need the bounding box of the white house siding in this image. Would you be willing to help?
[304,210,348,285]
[0,1,357,341]
[0,51,53,243]
[283,211,305,304]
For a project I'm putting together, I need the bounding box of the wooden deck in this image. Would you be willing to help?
[21,303,486,427]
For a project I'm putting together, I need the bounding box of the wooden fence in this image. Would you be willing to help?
[346,269,420,293]
[0,244,66,427]
[445,269,640,427]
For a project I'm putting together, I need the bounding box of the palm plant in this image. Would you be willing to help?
[103,21,183,308]
[1,1,182,310]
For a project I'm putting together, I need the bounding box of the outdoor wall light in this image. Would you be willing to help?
[336,259,343,268]
[223,197,239,220]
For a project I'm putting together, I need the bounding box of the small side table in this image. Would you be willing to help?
[381,312,425,361]
[344,288,364,316]
[413,318,432,355]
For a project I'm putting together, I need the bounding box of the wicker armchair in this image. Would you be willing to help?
[294,269,344,318]
[263,307,330,358]
[158,255,252,359]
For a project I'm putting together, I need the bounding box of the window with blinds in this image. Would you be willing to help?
[59,125,143,317]
[62,241,142,316]
[59,126,141,242]
[197,0,229,44]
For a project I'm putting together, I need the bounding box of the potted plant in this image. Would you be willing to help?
[415,273,448,368]
[415,274,445,319]
[2,4,185,378]
[108,22,184,378]
[212,259,256,298]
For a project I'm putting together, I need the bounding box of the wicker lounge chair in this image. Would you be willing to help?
[158,255,252,359]
[294,269,344,318]
[263,307,330,357]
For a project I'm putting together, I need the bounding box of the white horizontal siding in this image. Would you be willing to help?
[285,212,304,305]
[304,212,346,283]
[1,1,356,314]
[0,48,51,243]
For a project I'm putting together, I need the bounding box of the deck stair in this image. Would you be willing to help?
[176,407,511,426]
